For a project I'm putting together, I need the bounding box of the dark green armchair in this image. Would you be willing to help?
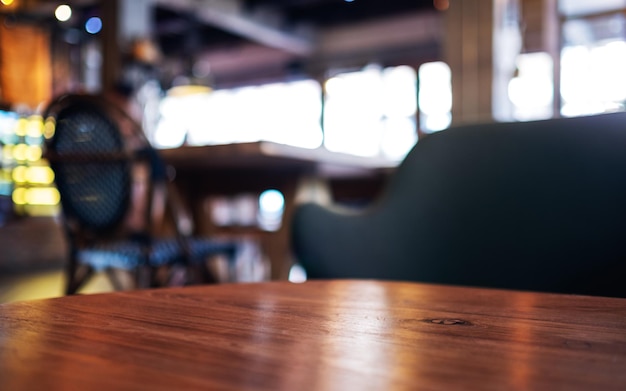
[291,112,626,297]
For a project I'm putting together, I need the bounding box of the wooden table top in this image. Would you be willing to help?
[1,280,625,390]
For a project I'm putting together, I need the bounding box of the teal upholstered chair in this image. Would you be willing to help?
[291,112,626,297]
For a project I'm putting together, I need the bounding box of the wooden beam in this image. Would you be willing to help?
[154,0,314,55]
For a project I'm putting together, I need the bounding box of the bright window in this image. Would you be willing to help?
[559,4,626,117]
[323,65,417,160]
[156,66,427,161]
[507,52,554,121]
[561,40,626,116]
[155,79,323,149]
[418,61,452,133]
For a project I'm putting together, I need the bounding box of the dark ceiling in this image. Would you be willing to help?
[242,0,435,27]
[2,0,441,87]
[156,0,436,54]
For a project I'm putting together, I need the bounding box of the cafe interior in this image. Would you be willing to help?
[1,0,626,303]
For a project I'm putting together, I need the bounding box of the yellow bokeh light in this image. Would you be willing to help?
[26,187,61,206]
[1,169,11,181]
[26,166,55,185]
[12,144,28,161]
[15,118,28,137]
[1,0,15,6]
[12,166,27,183]
[12,187,26,205]
[27,115,44,138]
[44,118,56,139]
[3,145,13,161]
[26,145,43,162]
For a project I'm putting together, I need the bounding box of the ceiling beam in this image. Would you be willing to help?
[316,11,441,57]
[198,11,443,86]
[154,0,314,55]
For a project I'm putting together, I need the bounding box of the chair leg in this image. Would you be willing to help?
[170,262,215,286]
[134,265,154,289]
[65,255,78,295]
[192,259,218,285]
[105,268,128,291]
[66,263,93,295]
[165,265,187,287]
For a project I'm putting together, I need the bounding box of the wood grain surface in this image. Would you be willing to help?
[1,280,625,390]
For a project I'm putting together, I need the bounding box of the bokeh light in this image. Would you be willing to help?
[85,17,102,34]
[55,5,72,22]
[434,0,450,11]
[258,189,284,231]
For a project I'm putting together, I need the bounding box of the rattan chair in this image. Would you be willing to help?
[44,93,237,294]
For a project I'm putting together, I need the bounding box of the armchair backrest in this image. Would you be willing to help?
[292,112,626,297]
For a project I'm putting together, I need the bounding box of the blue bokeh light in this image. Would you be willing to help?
[85,17,102,34]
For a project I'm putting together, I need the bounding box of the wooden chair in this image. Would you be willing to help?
[291,112,626,297]
[44,94,237,294]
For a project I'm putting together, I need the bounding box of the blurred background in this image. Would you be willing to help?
[1,0,625,301]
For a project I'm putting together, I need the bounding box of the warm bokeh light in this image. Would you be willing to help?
[1,0,15,6]
[434,0,449,11]
[11,166,27,184]
[25,187,61,206]
[12,187,26,205]
[44,118,56,139]
[14,118,27,137]
[1,110,59,216]
[55,5,72,22]
[2,145,13,161]
[26,146,43,162]
[12,144,28,162]
[26,166,54,185]
[26,115,43,138]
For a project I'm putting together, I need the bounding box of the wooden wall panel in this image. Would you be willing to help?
[0,19,52,110]
[522,0,545,52]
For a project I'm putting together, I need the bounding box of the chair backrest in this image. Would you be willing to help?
[48,99,130,232]
[44,94,155,241]
[292,112,626,297]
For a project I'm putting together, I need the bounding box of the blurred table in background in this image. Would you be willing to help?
[160,141,397,279]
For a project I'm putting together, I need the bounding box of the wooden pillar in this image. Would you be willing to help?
[444,0,496,125]
[100,0,121,93]
[519,0,560,118]
[444,0,524,125]
[543,0,561,117]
